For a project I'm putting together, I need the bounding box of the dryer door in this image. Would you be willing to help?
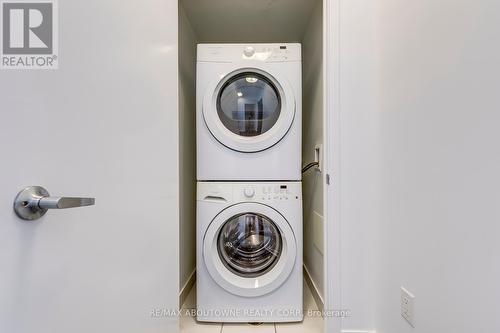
[203,202,297,297]
[203,68,296,152]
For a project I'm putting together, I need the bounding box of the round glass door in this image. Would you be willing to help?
[203,202,297,297]
[217,72,281,137]
[217,213,282,278]
[202,67,296,153]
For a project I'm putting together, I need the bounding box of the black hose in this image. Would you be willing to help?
[301,161,319,174]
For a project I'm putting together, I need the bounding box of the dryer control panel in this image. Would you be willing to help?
[197,43,302,62]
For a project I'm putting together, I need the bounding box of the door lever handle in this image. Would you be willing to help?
[14,186,95,221]
[38,196,95,209]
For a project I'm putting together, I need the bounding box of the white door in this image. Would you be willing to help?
[0,1,179,333]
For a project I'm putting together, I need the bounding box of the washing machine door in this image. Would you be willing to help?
[203,202,297,297]
[203,68,296,152]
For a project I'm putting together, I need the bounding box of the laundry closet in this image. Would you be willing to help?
[178,0,325,331]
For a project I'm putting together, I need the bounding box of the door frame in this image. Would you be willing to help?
[323,0,342,332]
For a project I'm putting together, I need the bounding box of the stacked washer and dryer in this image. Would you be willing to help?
[196,43,303,323]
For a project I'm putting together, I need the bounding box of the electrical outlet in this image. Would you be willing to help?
[401,287,415,327]
[314,144,322,172]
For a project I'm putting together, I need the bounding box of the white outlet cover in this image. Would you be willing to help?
[401,286,415,327]
[314,144,323,172]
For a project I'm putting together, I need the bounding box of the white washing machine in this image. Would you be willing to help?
[196,182,303,323]
[197,43,302,181]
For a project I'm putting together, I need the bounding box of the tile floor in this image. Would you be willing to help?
[180,280,323,333]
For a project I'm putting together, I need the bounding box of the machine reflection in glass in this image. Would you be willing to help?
[217,72,281,137]
[217,212,282,277]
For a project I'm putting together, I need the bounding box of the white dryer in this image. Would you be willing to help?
[197,43,302,181]
[196,182,303,323]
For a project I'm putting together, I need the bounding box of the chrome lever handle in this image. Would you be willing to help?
[14,186,95,221]
[38,196,95,209]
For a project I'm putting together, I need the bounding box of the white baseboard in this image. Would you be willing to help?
[179,269,196,307]
[303,264,324,311]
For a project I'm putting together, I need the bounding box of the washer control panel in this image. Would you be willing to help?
[240,183,301,202]
[198,182,302,203]
[260,184,292,201]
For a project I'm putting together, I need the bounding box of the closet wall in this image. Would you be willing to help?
[178,4,198,296]
[302,0,324,302]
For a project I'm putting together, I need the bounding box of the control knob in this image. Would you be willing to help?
[244,187,255,198]
[243,46,255,57]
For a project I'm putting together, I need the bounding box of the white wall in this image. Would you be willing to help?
[375,0,500,332]
[179,3,198,295]
[180,0,316,43]
[330,0,379,331]
[302,0,325,301]
[332,0,500,332]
